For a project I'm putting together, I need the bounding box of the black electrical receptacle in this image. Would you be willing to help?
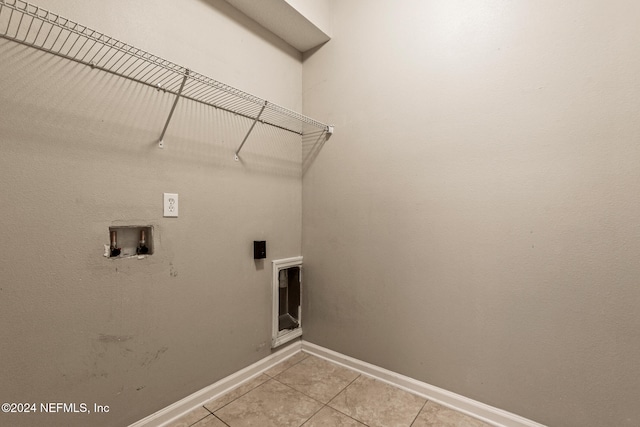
[254,241,266,259]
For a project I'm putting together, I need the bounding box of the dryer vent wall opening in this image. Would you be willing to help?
[272,257,303,348]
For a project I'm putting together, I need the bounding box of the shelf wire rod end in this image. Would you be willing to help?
[325,125,334,140]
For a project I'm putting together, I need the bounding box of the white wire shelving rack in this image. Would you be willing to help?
[0,0,333,160]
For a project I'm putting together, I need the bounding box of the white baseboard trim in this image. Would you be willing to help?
[130,339,544,427]
[301,341,546,427]
[129,341,302,427]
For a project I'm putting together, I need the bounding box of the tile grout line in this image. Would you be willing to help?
[271,376,322,403]
[302,342,532,427]
[251,378,324,427]
[195,353,423,427]
[186,411,211,427]
[193,352,435,427]
[203,375,271,414]
[325,372,426,427]
[196,353,314,426]
[137,343,538,427]
[292,370,370,427]
[409,399,429,427]
[298,401,327,427]
[268,359,368,427]
[263,351,310,379]
[212,413,231,427]
[326,372,362,407]
[270,358,362,407]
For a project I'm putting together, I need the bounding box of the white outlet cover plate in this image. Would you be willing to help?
[164,193,179,217]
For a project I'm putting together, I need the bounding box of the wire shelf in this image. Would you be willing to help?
[0,0,332,156]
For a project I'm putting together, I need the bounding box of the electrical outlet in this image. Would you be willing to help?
[163,193,178,217]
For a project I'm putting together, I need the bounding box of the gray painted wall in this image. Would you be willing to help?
[3,1,640,426]
[302,1,640,426]
[0,1,303,426]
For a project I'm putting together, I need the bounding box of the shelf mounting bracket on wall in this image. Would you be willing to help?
[158,69,189,149]
[235,101,267,161]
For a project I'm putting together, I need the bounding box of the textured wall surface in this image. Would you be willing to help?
[301,1,640,426]
[0,1,303,426]
[3,1,640,426]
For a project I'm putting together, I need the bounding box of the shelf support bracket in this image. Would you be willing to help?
[158,69,190,149]
[235,101,267,161]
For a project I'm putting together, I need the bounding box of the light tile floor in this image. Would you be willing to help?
[166,352,492,427]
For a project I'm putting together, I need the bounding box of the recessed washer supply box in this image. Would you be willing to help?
[108,226,154,258]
